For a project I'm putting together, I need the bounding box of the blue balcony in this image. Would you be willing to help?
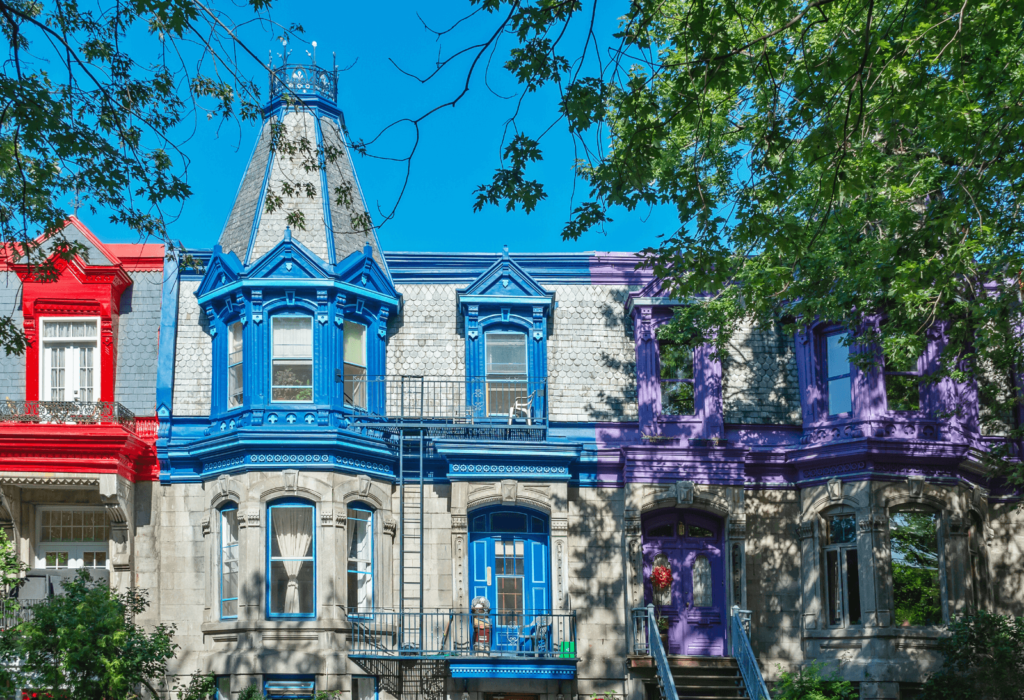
[348,609,577,679]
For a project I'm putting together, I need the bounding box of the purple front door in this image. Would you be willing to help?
[642,510,727,656]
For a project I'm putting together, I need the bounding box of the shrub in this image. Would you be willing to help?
[919,611,1024,700]
[772,662,856,700]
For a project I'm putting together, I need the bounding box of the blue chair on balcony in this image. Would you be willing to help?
[518,615,552,655]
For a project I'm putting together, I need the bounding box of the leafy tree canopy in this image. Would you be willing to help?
[447,0,1024,477]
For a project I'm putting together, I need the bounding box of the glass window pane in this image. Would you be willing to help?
[347,511,372,563]
[827,515,857,544]
[228,365,244,408]
[490,512,528,533]
[344,363,367,409]
[828,377,852,415]
[354,678,375,700]
[659,340,693,381]
[216,677,231,700]
[692,554,713,607]
[486,333,527,376]
[344,321,366,368]
[273,317,312,357]
[689,525,714,538]
[222,510,239,547]
[348,571,373,611]
[826,334,850,379]
[890,511,942,626]
[270,560,314,615]
[826,549,841,626]
[270,507,313,559]
[846,549,862,625]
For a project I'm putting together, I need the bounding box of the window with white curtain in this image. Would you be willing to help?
[271,316,313,402]
[228,322,244,408]
[41,319,99,402]
[692,555,713,607]
[268,501,315,617]
[343,320,367,409]
[347,504,373,613]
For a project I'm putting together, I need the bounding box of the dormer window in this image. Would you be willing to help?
[825,332,852,416]
[41,319,99,402]
[343,320,367,409]
[228,322,244,409]
[485,332,528,416]
[658,338,694,415]
[272,316,313,402]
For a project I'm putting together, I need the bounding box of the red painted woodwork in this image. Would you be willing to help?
[0,217,163,481]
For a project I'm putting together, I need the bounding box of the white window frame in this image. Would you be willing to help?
[484,331,528,417]
[35,505,110,570]
[39,316,100,403]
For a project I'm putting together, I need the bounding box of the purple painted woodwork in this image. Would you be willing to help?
[642,509,727,656]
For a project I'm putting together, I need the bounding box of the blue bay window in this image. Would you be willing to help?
[347,502,373,613]
[267,499,315,618]
[220,506,239,619]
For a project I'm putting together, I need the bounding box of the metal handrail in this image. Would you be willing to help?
[0,400,136,433]
[731,606,770,700]
[646,604,679,700]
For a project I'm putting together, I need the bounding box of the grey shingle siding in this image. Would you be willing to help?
[548,284,637,422]
[219,127,271,263]
[722,321,801,425]
[172,280,211,416]
[320,116,381,266]
[0,271,24,401]
[114,270,163,415]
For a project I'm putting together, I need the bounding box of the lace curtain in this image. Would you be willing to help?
[692,554,712,607]
[273,507,313,614]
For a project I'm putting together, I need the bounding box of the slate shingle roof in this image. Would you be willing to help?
[172,280,211,416]
[0,271,24,402]
[114,270,163,415]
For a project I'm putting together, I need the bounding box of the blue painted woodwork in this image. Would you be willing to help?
[447,660,576,679]
[195,233,399,423]
[266,498,316,619]
[457,247,553,419]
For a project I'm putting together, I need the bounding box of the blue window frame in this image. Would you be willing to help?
[826,332,852,416]
[228,321,244,409]
[347,503,373,613]
[267,499,315,618]
[220,506,239,619]
[215,676,231,700]
[353,676,377,700]
[271,315,313,402]
[264,676,315,699]
[344,320,368,409]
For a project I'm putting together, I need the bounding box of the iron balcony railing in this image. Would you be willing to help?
[346,377,547,427]
[0,400,136,433]
[0,599,42,629]
[349,609,576,660]
[731,607,770,700]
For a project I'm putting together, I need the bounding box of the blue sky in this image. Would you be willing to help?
[84,1,679,255]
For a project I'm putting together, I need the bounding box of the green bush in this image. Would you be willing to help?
[238,684,265,700]
[772,662,856,700]
[919,611,1024,700]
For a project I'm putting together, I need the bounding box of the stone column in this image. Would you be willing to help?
[450,482,469,611]
[100,474,133,592]
[552,513,569,610]
[798,518,821,633]
[624,499,643,613]
[725,487,747,611]
[857,510,887,627]
[321,503,345,620]
[237,502,262,623]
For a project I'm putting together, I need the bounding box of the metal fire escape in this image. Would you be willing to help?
[347,376,548,700]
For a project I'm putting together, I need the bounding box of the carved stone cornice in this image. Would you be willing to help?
[451,514,468,533]
[238,509,260,528]
[858,515,887,533]
[551,517,568,536]
[383,515,397,538]
[320,509,346,528]
[727,515,747,540]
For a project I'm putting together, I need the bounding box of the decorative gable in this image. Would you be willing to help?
[244,228,333,282]
[194,245,243,299]
[457,245,554,312]
[335,245,400,301]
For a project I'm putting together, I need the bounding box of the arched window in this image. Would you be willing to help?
[347,502,373,613]
[267,499,315,617]
[822,508,861,628]
[485,332,528,417]
[889,508,942,626]
[220,505,239,619]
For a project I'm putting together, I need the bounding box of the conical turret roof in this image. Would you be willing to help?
[218,64,386,274]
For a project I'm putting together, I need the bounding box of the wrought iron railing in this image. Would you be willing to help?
[0,598,41,629]
[0,400,136,433]
[347,377,547,427]
[348,609,576,660]
[634,605,679,700]
[731,606,770,700]
[270,64,338,102]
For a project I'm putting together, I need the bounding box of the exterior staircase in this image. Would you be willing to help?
[670,657,747,699]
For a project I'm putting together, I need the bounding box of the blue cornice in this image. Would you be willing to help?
[384,252,595,285]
